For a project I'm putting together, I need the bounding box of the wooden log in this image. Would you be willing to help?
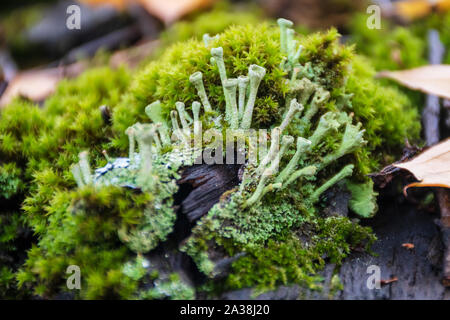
[176,163,241,223]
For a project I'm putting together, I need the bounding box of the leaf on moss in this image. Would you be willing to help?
[377,65,450,100]
[393,0,450,21]
[394,138,450,192]
[346,179,378,218]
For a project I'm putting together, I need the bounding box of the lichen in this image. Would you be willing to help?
[0,18,420,298]
[70,20,392,293]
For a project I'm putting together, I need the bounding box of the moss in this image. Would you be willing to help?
[140,273,195,300]
[113,24,418,172]
[0,18,420,298]
[160,2,263,46]
[348,11,450,109]
[0,163,23,200]
[348,14,427,71]
[0,67,131,298]
[221,217,375,294]
[112,23,287,148]
[17,186,149,299]
[344,55,421,172]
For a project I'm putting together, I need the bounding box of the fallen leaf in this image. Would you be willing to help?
[380,277,398,285]
[0,69,61,107]
[393,138,450,193]
[394,0,450,20]
[0,62,87,108]
[402,243,415,249]
[138,0,214,25]
[78,0,128,10]
[369,143,420,189]
[80,0,214,23]
[377,65,450,100]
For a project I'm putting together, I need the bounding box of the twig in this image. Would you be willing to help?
[444,99,450,130]
[423,29,450,287]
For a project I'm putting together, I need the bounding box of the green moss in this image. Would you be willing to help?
[348,14,427,71]
[222,217,375,294]
[140,273,195,300]
[348,11,450,109]
[0,163,23,199]
[114,24,418,172]
[0,18,420,298]
[160,2,263,46]
[113,23,287,148]
[17,186,148,299]
[344,56,420,172]
[0,67,131,298]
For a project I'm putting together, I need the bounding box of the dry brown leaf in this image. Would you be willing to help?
[78,0,128,9]
[138,0,214,25]
[394,0,450,20]
[393,138,450,193]
[79,0,214,24]
[0,69,61,107]
[0,62,86,108]
[377,65,450,100]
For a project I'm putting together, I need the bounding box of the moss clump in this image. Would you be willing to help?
[0,163,23,199]
[113,23,419,173]
[0,67,132,298]
[344,55,420,170]
[17,186,148,299]
[348,14,427,71]
[0,20,420,298]
[113,23,288,144]
[223,217,375,294]
[110,21,416,294]
[159,2,263,46]
[139,273,195,300]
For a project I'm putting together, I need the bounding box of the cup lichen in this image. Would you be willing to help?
[0,18,420,298]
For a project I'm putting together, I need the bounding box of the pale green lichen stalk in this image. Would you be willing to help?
[180,20,368,277]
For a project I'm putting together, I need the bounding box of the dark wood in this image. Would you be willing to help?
[339,201,449,299]
[422,29,450,287]
[437,189,450,286]
[176,163,241,223]
[170,163,450,299]
[221,200,450,300]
